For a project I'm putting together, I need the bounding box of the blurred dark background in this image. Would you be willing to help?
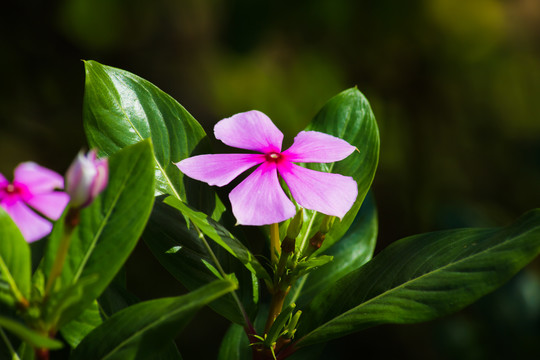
[1,0,540,359]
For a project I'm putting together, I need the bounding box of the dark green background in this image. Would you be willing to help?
[1,1,539,359]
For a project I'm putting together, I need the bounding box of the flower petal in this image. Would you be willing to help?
[26,192,70,220]
[282,131,356,163]
[14,162,64,194]
[229,161,296,225]
[1,201,52,242]
[177,153,265,187]
[0,173,8,185]
[214,111,283,153]
[278,163,357,218]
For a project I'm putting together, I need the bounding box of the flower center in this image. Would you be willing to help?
[1,183,25,200]
[265,152,281,162]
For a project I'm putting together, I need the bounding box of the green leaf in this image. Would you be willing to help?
[83,60,220,217]
[217,324,251,360]
[60,301,102,348]
[296,192,377,302]
[42,140,155,328]
[71,279,236,360]
[0,316,62,350]
[164,196,271,283]
[142,199,257,325]
[0,209,31,307]
[290,87,379,255]
[296,209,540,347]
[97,272,183,360]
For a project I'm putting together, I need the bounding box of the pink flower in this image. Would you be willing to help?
[0,163,70,242]
[66,150,108,209]
[176,111,358,225]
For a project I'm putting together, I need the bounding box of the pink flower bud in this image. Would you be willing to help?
[66,150,108,208]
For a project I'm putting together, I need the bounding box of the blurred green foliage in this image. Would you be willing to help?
[1,0,540,359]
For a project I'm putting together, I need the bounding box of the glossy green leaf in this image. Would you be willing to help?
[0,209,31,307]
[0,316,62,350]
[83,60,221,217]
[71,279,236,360]
[42,140,155,328]
[142,199,257,325]
[296,209,540,347]
[288,88,379,255]
[164,196,271,283]
[295,192,377,302]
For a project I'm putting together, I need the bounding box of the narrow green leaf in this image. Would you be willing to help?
[71,279,236,360]
[290,88,380,255]
[296,209,540,347]
[164,196,271,283]
[42,140,155,328]
[142,199,257,325]
[0,209,31,307]
[265,303,296,347]
[0,317,62,350]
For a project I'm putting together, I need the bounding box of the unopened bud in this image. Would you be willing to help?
[286,209,304,239]
[66,150,108,208]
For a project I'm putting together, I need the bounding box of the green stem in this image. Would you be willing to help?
[264,287,290,335]
[45,209,78,296]
[0,327,21,360]
[270,223,280,266]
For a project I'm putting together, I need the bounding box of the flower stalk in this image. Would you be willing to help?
[270,223,280,266]
[44,208,79,295]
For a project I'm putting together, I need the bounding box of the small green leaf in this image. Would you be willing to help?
[164,196,271,283]
[296,209,540,347]
[289,88,380,255]
[0,209,31,307]
[71,279,236,360]
[42,140,155,328]
[265,303,296,347]
[0,316,62,350]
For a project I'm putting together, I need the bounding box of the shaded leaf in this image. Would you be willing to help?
[296,209,540,347]
[60,301,102,348]
[142,199,257,325]
[71,279,236,360]
[217,324,251,360]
